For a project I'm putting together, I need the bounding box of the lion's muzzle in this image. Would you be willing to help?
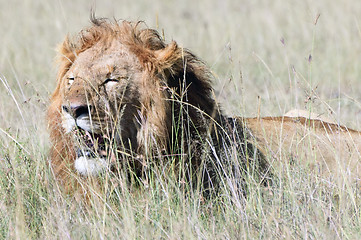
[61,103,111,176]
[62,103,92,121]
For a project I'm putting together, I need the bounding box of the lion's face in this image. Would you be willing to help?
[60,40,143,175]
[49,20,215,188]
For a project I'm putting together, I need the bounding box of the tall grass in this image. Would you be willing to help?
[1,0,361,238]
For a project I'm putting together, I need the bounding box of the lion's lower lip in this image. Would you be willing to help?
[76,148,107,158]
[76,149,96,158]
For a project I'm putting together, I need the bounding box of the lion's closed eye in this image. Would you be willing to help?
[102,78,119,85]
[67,77,75,86]
[101,78,120,91]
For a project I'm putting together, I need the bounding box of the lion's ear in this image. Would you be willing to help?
[154,41,182,72]
[131,41,182,75]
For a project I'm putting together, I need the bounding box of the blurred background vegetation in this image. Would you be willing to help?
[2,0,361,135]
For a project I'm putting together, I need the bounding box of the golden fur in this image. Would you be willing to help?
[243,116,361,179]
[48,18,361,194]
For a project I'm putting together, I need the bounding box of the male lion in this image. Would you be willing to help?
[48,18,361,195]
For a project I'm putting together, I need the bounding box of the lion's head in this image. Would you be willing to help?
[48,18,222,188]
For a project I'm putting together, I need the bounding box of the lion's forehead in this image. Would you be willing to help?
[74,40,137,64]
[68,44,141,82]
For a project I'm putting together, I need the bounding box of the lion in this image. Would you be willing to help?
[48,18,361,196]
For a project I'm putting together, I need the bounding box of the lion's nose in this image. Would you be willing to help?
[62,104,92,119]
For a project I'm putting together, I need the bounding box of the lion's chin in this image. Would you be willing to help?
[74,156,107,176]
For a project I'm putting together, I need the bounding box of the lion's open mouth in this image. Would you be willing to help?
[73,128,114,175]
[75,128,108,158]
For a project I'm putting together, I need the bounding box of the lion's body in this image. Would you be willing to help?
[244,116,361,179]
[48,18,361,195]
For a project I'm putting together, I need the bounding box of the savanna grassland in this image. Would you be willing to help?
[1,0,361,239]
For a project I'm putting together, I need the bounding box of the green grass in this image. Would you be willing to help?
[1,0,361,238]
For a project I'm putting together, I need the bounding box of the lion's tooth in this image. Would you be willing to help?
[85,130,94,143]
[99,150,107,157]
